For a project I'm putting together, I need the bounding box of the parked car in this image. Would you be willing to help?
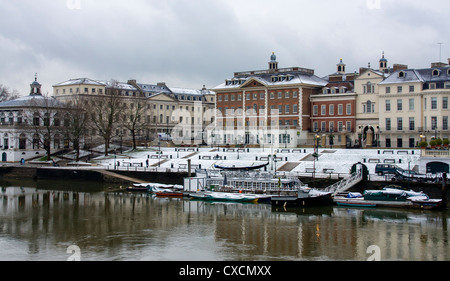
[375,164,399,176]
[395,168,433,183]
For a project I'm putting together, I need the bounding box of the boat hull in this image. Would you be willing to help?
[155,192,183,198]
[271,193,333,207]
[334,197,444,210]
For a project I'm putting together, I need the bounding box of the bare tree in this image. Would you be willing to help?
[89,79,122,156]
[21,94,64,161]
[0,84,20,102]
[121,94,150,150]
[61,95,90,162]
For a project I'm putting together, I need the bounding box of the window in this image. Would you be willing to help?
[409,85,415,93]
[397,117,403,131]
[346,121,352,132]
[260,93,265,100]
[431,97,437,109]
[329,104,334,115]
[386,100,391,112]
[397,99,402,111]
[397,86,403,93]
[313,105,318,116]
[430,83,436,89]
[321,122,326,132]
[432,69,440,76]
[346,104,351,115]
[238,94,242,101]
[285,92,290,98]
[313,122,318,132]
[386,87,391,94]
[364,100,374,113]
[329,122,334,132]
[338,104,343,115]
[231,95,235,101]
[278,105,283,114]
[443,97,448,109]
[246,93,250,100]
[397,137,403,148]
[431,117,437,130]
[386,137,391,148]
[293,104,298,113]
[443,116,448,130]
[409,117,415,131]
[386,118,391,131]
[338,121,343,132]
[321,105,326,115]
[409,99,414,111]
[398,71,405,78]
[285,104,290,113]
[253,93,258,100]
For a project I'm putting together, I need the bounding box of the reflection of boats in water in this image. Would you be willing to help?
[334,186,444,210]
[190,191,271,203]
[126,183,183,193]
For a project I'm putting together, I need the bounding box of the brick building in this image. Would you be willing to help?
[212,53,327,147]
[310,59,357,148]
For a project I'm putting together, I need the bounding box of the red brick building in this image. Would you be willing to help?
[212,53,327,147]
[310,59,357,147]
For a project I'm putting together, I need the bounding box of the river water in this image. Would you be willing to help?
[0,183,448,261]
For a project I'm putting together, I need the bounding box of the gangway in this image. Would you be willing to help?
[323,164,364,195]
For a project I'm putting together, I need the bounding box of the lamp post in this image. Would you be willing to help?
[158,138,161,168]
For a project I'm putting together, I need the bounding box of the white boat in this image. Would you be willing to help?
[334,186,444,210]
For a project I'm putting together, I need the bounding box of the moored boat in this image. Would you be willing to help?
[334,186,444,210]
[126,183,151,192]
[271,187,333,207]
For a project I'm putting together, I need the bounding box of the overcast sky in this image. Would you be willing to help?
[1,0,449,96]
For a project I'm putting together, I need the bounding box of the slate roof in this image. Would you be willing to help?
[379,67,450,85]
[213,67,327,90]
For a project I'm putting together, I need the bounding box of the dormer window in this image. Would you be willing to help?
[432,69,440,77]
[271,76,278,83]
[398,71,406,78]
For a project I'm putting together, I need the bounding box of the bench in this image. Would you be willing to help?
[122,162,143,167]
[305,168,316,173]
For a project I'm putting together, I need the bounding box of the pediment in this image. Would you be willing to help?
[240,77,267,88]
[149,92,177,102]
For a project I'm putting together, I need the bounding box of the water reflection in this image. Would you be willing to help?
[0,186,448,261]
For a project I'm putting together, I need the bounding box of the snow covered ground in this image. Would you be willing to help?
[91,146,421,180]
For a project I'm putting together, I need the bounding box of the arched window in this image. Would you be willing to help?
[398,71,405,78]
[367,100,372,112]
[432,69,440,77]
[33,134,40,149]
